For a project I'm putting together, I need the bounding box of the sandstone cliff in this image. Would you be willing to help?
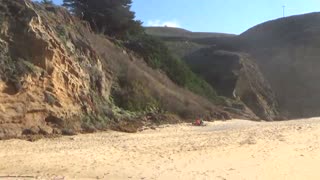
[0,0,112,138]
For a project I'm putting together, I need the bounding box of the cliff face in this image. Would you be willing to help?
[0,0,112,138]
[239,13,320,118]
[1,0,258,139]
[184,48,279,120]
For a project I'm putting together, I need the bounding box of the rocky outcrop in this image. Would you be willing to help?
[185,48,279,120]
[0,0,112,138]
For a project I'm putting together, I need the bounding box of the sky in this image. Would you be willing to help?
[51,0,319,34]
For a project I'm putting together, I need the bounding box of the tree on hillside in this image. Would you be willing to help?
[63,0,143,38]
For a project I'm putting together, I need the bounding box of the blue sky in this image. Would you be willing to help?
[51,0,319,34]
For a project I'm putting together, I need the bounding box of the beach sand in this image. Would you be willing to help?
[1,118,320,180]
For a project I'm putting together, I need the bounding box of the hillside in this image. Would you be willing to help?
[145,27,235,39]
[238,13,320,118]
[145,27,237,58]
[148,13,320,119]
[0,0,258,139]
[184,49,279,120]
[146,27,280,120]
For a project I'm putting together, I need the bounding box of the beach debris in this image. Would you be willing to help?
[192,119,205,126]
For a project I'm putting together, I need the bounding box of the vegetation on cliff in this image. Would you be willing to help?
[61,0,221,104]
[124,35,220,102]
[62,0,143,38]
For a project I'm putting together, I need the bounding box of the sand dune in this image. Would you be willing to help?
[1,118,320,179]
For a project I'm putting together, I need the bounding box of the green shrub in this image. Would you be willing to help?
[111,77,162,112]
[56,25,66,37]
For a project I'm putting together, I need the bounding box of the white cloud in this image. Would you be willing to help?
[146,20,181,28]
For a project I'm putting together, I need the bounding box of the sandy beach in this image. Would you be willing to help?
[1,118,320,180]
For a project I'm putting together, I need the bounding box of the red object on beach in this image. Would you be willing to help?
[195,119,201,126]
